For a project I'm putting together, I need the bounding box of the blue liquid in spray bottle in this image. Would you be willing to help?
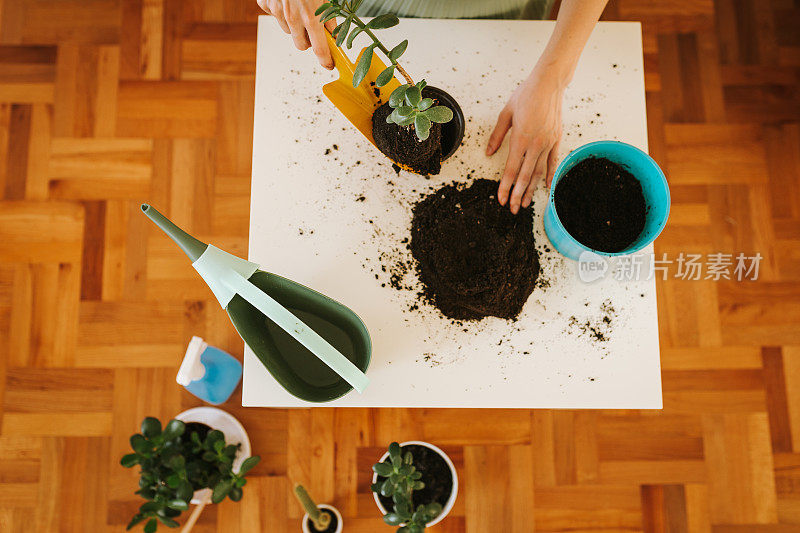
[177,337,242,405]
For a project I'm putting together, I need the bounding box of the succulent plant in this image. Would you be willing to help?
[121,417,260,532]
[385,81,453,141]
[294,484,332,531]
[316,0,453,141]
[371,442,442,533]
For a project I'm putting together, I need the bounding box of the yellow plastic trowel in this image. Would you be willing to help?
[322,30,401,147]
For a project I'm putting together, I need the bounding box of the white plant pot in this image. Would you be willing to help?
[371,441,458,528]
[174,407,252,505]
[301,504,343,533]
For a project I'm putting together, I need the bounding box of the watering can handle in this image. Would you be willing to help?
[325,28,358,80]
[220,269,369,394]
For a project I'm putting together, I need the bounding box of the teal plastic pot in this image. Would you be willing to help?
[544,140,670,261]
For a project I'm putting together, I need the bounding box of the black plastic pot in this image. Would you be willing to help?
[422,86,464,161]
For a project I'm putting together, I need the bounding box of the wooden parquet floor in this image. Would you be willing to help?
[1,0,799,531]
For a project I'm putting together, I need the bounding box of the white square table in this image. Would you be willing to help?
[244,17,662,408]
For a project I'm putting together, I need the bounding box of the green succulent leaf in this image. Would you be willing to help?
[154,515,179,528]
[389,84,408,107]
[212,479,233,504]
[410,471,422,480]
[396,105,413,116]
[389,39,408,61]
[121,453,139,468]
[426,502,443,517]
[366,13,399,30]
[398,464,413,476]
[370,482,382,493]
[380,478,394,497]
[168,455,185,471]
[238,455,260,476]
[413,480,425,490]
[334,18,351,47]
[140,501,160,513]
[143,518,157,533]
[320,8,338,23]
[166,499,189,511]
[166,474,181,489]
[418,98,433,111]
[314,3,331,16]
[204,430,223,447]
[414,114,431,141]
[141,417,162,438]
[130,434,150,454]
[235,477,247,488]
[126,514,146,530]
[373,461,393,476]
[346,26,364,49]
[418,79,427,90]
[229,486,243,502]
[176,480,193,502]
[404,86,421,107]
[375,65,395,87]
[352,44,375,87]
[397,114,415,127]
[407,524,423,533]
[161,419,185,441]
[424,105,453,124]
[383,512,403,526]
[395,500,411,517]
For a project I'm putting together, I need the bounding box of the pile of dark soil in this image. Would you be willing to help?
[410,179,539,320]
[377,444,452,515]
[553,157,646,252]
[372,102,442,175]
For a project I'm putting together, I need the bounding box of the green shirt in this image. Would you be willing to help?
[357,0,554,20]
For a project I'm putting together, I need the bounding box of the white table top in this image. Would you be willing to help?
[244,17,662,408]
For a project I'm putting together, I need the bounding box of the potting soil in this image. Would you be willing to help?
[410,179,539,320]
[553,157,646,252]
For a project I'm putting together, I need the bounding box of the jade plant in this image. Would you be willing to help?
[121,417,260,532]
[294,484,331,531]
[316,0,453,140]
[371,442,442,532]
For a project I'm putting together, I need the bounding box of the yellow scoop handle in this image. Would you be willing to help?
[322,28,401,148]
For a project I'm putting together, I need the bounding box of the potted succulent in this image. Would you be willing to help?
[317,0,464,175]
[371,441,458,532]
[294,484,343,533]
[121,408,260,532]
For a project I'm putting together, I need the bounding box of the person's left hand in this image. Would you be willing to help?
[486,67,565,214]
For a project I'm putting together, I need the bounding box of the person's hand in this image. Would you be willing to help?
[486,67,566,214]
[257,0,336,69]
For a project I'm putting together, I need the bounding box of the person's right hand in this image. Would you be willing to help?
[257,0,336,70]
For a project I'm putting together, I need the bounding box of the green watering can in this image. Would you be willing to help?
[141,204,371,402]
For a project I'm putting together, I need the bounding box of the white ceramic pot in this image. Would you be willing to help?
[174,407,252,505]
[301,504,343,533]
[371,441,458,528]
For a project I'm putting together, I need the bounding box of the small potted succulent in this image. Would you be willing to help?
[317,0,464,175]
[294,484,343,533]
[371,441,458,532]
[121,408,260,532]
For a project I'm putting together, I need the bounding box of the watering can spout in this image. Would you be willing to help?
[140,203,208,262]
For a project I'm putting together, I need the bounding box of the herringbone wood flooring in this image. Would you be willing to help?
[1,0,799,531]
